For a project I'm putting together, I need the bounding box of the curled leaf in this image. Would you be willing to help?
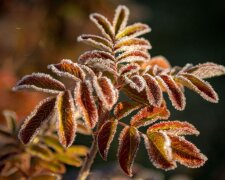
[117,50,150,64]
[130,102,170,127]
[19,97,56,144]
[97,120,118,160]
[144,132,176,170]
[56,90,77,148]
[124,75,146,93]
[118,126,140,176]
[13,73,65,94]
[118,63,140,76]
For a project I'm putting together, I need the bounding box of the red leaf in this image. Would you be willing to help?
[143,74,163,107]
[168,135,207,168]
[114,101,142,120]
[117,50,150,64]
[147,121,199,136]
[118,126,140,176]
[130,102,170,127]
[48,59,86,81]
[97,120,118,160]
[56,90,77,148]
[176,73,218,103]
[124,75,146,92]
[113,5,129,34]
[13,73,65,94]
[93,76,118,110]
[157,74,186,110]
[19,97,56,144]
[119,63,140,76]
[143,132,176,170]
[74,81,98,128]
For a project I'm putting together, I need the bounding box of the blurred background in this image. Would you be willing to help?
[0,0,225,179]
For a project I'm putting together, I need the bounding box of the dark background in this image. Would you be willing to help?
[0,0,225,179]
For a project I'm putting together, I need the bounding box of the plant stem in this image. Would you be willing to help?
[77,136,98,180]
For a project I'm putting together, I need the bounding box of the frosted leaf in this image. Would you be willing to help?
[143,132,176,170]
[148,121,199,136]
[118,63,140,76]
[118,126,140,177]
[56,91,77,148]
[13,73,65,94]
[142,56,171,70]
[114,37,151,54]
[90,13,114,40]
[116,23,151,40]
[113,5,129,34]
[143,74,163,107]
[77,34,113,52]
[116,50,150,64]
[186,62,225,79]
[48,59,86,81]
[156,75,186,110]
[93,76,118,110]
[124,75,146,92]
[74,81,98,128]
[19,97,56,144]
[176,73,218,103]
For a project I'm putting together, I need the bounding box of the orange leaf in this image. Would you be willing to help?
[147,121,199,136]
[144,132,176,170]
[19,97,56,144]
[168,135,207,168]
[114,101,142,120]
[130,102,170,127]
[74,81,98,128]
[118,126,140,176]
[97,120,118,160]
[56,90,77,148]
[148,56,171,69]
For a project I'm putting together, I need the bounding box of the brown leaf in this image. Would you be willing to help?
[168,135,207,168]
[147,121,199,136]
[118,63,140,76]
[143,74,163,107]
[90,13,114,40]
[48,59,86,81]
[77,34,113,52]
[157,74,186,110]
[130,102,170,127]
[116,23,151,40]
[114,101,142,120]
[113,5,129,34]
[117,50,150,64]
[93,76,117,110]
[143,132,176,170]
[13,73,65,94]
[74,81,98,128]
[97,120,118,160]
[124,75,146,93]
[56,90,77,148]
[19,97,56,144]
[176,73,218,103]
[118,126,140,176]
